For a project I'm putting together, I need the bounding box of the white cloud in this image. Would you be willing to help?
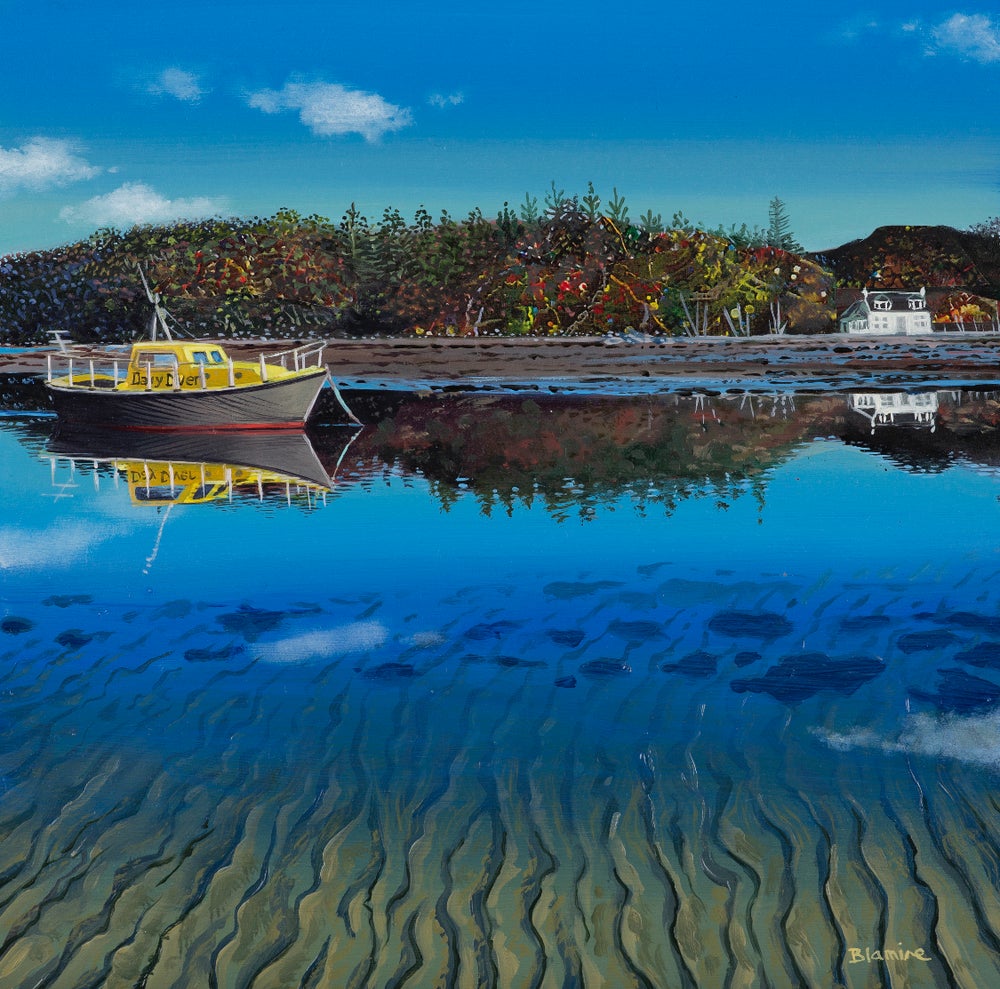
[148,67,205,102]
[814,708,1000,767]
[429,92,464,109]
[0,523,108,570]
[59,182,224,228]
[259,623,388,663]
[837,15,881,41]
[0,137,101,196]
[931,13,1000,63]
[247,80,412,141]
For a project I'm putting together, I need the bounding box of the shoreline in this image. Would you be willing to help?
[4,333,1000,394]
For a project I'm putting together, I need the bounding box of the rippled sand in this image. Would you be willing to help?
[2,563,999,989]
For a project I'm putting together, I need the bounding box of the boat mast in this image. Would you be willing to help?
[137,265,173,341]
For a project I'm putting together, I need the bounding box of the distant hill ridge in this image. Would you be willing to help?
[812,224,1000,296]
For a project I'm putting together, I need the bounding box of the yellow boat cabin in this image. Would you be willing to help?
[118,459,331,506]
[122,341,306,392]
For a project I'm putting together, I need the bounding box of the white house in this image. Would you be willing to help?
[839,287,933,335]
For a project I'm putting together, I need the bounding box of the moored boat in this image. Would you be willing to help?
[43,270,359,431]
[45,338,331,431]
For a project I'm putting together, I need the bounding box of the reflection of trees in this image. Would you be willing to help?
[315,394,844,520]
[310,390,1000,516]
[10,384,1000,514]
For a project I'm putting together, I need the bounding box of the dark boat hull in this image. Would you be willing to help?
[45,369,328,431]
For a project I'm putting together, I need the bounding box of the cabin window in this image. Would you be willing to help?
[210,350,224,363]
[135,352,177,367]
[134,486,181,502]
[192,351,209,364]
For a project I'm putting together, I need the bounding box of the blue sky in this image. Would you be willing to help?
[1,0,998,255]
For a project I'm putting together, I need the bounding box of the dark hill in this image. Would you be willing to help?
[811,225,1000,296]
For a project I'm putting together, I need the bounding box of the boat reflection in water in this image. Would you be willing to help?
[45,425,359,508]
[848,390,939,433]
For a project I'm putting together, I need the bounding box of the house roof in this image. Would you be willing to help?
[863,290,927,313]
[839,300,869,320]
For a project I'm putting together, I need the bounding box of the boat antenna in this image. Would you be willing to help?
[137,264,174,341]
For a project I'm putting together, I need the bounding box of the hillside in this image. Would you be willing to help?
[1,211,998,345]
[812,224,1000,296]
[0,206,835,344]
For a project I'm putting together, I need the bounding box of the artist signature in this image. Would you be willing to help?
[847,946,931,964]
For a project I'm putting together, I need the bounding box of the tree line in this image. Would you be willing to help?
[0,188,829,344]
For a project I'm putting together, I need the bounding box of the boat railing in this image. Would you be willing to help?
[46,454,332,507]
[46,352,126,390]
[46,353,233,391]
[266,341,327,374]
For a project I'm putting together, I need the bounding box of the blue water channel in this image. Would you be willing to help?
[1,387,999,987]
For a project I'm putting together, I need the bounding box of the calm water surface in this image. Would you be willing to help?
[2,387,1000,988]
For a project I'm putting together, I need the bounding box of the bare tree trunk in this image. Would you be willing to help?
[723,302,752,336]
[769,298,787,335]
[678,292,699,336]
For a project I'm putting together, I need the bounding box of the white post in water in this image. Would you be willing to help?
[145,362,153,391]
[112,360,119,385]
[46,353,52,382]
[259,354,268,383]
[68,357,74,386]
[89,360,95,388]
[199,364,207,390]
[228,360,235,388]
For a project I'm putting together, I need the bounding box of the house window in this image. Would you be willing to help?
[908,298,925,310]
[872,298,891,311]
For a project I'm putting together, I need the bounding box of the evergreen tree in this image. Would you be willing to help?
[581,181,602,221]
[606,187,630,228]
[766,197,802,252]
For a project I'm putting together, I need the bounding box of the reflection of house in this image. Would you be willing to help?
[839,287,933,335]
[848,392,938,432]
